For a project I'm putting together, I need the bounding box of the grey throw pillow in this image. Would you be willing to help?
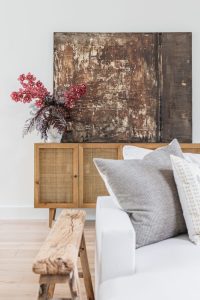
[94,139,186,248]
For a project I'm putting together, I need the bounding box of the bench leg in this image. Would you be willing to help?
[80,234,95,300]
[47,283,55,299]
[68,268,82,300]
[38,283,55,300]
[49,208,56,228]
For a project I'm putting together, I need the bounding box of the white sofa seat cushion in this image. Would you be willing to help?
[136,234,197,273]
[99,235,200,300]
[99,270,200,300]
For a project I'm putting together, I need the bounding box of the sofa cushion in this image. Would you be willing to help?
[123,144,200,163]
[123,145,152,160]
[94,139,186,248]
[171,155,200,245]
[99,235,200,300]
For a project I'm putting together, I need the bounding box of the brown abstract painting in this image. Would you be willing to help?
[54,32,192,142]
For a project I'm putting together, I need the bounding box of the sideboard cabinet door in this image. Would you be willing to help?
[78,144,122,208]
[34,144,78,208]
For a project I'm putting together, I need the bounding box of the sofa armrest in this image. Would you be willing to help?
[96,197,136,285]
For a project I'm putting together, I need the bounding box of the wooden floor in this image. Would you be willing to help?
[0,220,95,300]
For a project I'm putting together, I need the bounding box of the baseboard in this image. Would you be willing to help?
[0,206,96,220]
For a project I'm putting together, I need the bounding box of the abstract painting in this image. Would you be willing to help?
[54,32,192,142]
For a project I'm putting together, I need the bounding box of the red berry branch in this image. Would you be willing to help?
[11,73,49,107]
[11,73,87,141]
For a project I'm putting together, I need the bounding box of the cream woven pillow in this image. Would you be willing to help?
[171,155,200,245]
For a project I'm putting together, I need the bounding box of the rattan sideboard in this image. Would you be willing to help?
[34,143,122,226]
[34,143,200,226]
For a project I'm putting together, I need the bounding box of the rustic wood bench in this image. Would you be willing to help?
[32,209,94,300]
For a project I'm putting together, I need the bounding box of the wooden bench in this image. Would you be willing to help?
[32,209,94,300]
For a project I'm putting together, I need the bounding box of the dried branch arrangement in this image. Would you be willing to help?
[11,73,86,141]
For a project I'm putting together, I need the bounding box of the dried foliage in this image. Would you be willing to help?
[23,104,70,140]
[11,73,86,141]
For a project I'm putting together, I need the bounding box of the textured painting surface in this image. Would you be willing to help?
[54,32,192,142]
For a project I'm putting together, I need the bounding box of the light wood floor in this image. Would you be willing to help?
[0,220,95,300]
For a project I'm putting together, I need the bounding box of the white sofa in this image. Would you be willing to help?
[96,196,200,300]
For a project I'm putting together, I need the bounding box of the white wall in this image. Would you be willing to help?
[0,0,199,219]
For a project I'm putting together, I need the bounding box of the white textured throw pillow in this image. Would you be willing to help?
[171,155,200,245]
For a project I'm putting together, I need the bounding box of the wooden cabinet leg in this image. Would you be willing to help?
[80,234,94,300]
[49,208,56,228]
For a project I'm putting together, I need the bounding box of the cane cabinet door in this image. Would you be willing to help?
[34,144,78,208]
[78,144,122,208]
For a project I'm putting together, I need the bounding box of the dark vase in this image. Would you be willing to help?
[61,129,74,143]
